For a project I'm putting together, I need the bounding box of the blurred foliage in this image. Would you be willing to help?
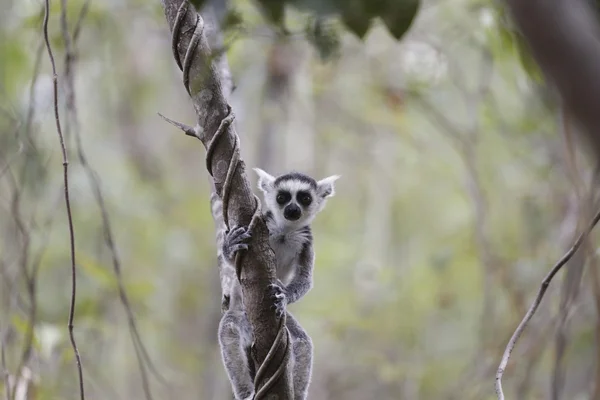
[485,3,543,83]
[193,0,419,41]
[304,18,341,61]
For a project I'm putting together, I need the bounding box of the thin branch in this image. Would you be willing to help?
[60,0,167,396]
[495,208,600,399]
[157,113,198,137]
[42,0,84,398]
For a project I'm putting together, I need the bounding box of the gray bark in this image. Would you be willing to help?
[160,1,293,397]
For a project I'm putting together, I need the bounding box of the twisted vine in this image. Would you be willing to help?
[159,2,292,398]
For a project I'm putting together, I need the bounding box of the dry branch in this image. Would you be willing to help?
[495,208,600,399]
[495,0,600,397]
[42,0,85,398]
[159,1,293,397]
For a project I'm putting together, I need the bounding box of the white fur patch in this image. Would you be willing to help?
[278,180,313,194]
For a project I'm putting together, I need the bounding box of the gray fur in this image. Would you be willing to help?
[253,168,338,305]
[219,309,313,400]
[211,193,244,311]
[213,169,338,400]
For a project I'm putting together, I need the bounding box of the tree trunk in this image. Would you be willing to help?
[160,1,294,397]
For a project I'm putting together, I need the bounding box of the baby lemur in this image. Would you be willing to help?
[214,168,339,400]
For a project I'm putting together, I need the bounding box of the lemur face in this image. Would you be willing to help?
[254,169,340,228]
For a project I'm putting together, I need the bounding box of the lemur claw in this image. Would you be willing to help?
[269,283,287,318]
[223,225,252,260]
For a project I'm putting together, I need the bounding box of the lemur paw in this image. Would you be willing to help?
[269,282,288,318]
[236,390,254,400]
[223,225,252,261]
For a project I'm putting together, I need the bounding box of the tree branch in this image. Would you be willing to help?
[495,208,600,399]
[42,0,84,398]
[159,1,293,397]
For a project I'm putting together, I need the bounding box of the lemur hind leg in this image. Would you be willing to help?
[218,310,255,400]
[286,312,314,400]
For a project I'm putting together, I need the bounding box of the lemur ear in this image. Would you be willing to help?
[317,175,340,198]
[253,168,275,193]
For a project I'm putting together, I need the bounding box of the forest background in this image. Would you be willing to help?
[1,0,597,399]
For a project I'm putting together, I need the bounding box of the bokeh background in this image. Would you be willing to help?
[1,0,599,399]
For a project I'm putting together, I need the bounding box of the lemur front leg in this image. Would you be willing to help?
[280,242,315,306]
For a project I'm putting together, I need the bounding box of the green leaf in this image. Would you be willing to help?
[379,0,420,40]
[340,0,372,39]
[364,0,388,18]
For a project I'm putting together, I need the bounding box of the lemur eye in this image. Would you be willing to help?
[276,191,291,205]
[297,192,312,206]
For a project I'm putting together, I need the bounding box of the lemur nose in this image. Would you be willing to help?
[284,204,301,221]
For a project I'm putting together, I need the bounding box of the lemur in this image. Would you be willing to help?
[213,168,339,400]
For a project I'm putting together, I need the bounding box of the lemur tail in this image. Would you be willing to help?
[210,193,244,311]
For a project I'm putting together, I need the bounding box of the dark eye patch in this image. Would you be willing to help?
[297,191,312,207]
[276,191,291,205]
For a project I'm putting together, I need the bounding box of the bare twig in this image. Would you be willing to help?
[42,0,84,398]
[157,113,198,137]
[59,0,166,396]
[495,208,600,399]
